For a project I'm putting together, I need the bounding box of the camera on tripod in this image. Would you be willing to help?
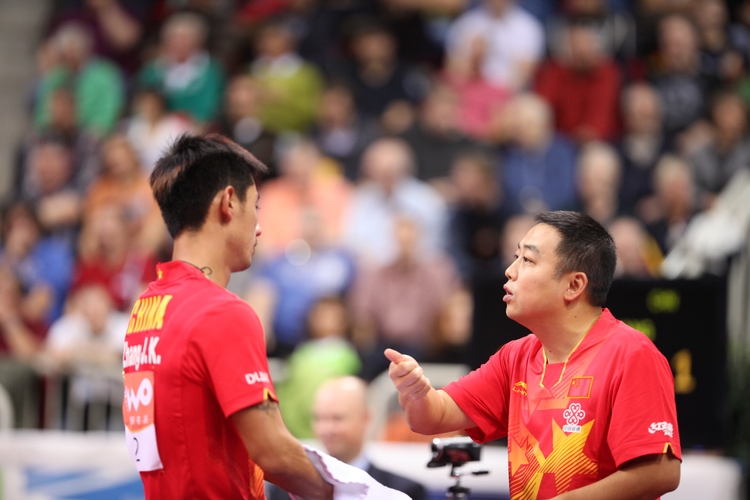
[427,437,489,499]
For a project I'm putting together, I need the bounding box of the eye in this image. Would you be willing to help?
[522,256,531,263]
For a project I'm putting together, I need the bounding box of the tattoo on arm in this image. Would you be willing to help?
[249,399,279,415]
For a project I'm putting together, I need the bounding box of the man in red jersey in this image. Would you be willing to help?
[386,211,681,499]
[122,133,332,499]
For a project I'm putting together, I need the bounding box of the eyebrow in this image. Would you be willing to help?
[518,243,540,254]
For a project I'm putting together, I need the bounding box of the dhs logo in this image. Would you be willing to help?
[245,371,270,385]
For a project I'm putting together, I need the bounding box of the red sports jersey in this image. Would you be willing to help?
[443,309,681,500]
[122,261,276,499]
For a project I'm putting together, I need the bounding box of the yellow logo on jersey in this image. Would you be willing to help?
[127,295,173,334]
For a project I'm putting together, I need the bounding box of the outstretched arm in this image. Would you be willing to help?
[231,399,333,500]
[385,348,476,435]
[553,453,680,500]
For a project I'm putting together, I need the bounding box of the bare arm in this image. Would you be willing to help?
[230,399,333,500]
[385,348,475,435]
[554,453,680,500]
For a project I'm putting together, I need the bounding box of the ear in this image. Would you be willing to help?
[218,185,236,224]
[563,271,589,303]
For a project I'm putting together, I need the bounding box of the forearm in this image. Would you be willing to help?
[261,435,332,500]
[95,2,142,50]
[399,387,449,435]
[554,454,680,500]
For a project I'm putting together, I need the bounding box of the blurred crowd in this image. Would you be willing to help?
[1,0,750,434]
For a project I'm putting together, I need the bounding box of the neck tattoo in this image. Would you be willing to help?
[181,260,213,278]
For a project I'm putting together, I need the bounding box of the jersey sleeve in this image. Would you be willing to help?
[442,345,511,443]
[191,299,278,418]
[608,343,682,466]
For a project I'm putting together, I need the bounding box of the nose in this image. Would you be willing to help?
[505,257,518,281]
[255,223,262,237]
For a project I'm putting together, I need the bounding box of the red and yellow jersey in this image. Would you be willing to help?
[443,309,681,500]
[122,261,276,500]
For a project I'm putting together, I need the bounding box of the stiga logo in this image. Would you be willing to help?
[245,371,271,385]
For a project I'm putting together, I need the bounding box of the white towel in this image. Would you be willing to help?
[289,445,413,500]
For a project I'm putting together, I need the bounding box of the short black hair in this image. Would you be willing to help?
[150,133,268,238]
[534,211,616,307]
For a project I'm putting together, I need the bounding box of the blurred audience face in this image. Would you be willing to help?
[256,24,296,59]
[659,15,699,73]
[653,155,696,216]
[449,153,498,207]
[80,205,132,264]
[72,284,114,335]
[307,297,349,340]
[394,215,421,263]
[318,85,356,129]
[694,0,727,33]
[2,204,41,260]
[50,88,77,131]
[53,22,94,70]
[510,94,553,150]
[566,24,604,71]
[577,142,622,206]
[102,136,142,179]
[278,138,321,185]
[162,13,207,62]
[351,29,397,67]
[312,377,370,464]
[622,83,663,136]
[420,85,460,136]
[609,217,653,278]
[133,89,167,124]
[30,142,74,195]
[712,92,748,141]
[484,0,513,17]
[225,75,260,122]
[360,138,415,191]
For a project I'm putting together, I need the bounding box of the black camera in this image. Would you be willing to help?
[427,436,482,468]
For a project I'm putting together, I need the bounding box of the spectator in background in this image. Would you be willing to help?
[20,138,83,244]
[693,0,745,84]
[342,137,447,265]
[609,216,663,278]
[441,34,513,141]
[0,269,47,428]
[310,83,380,182]
[35,22,125,136]
[617,82,672,214]
[138,12,225,124]
[0,201,73,327]
[339,19,428,121]
[83,135,166,256]
[652,14,715,141]
[244,209,357,358]
[268,376,427,500]
[643,154,699,254]
[400,83,481,186]
[42,283,128,429]
[687,90,750,207]
[17,87,100,198]
[73,204,157,312]
[444,151,506,283]
[575,141,623,226]
[498,213,537,269]
[122,87,195,175]
[499,93,578,215]
[251,20,325,134]
[213,75,276,174]
[350,215,459,380]
[255,137,351,258]
[45,0,148,75]
[445,0,545,91]
[546,0,637,62]
[276,297,361,439]
[535,20,622,143]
